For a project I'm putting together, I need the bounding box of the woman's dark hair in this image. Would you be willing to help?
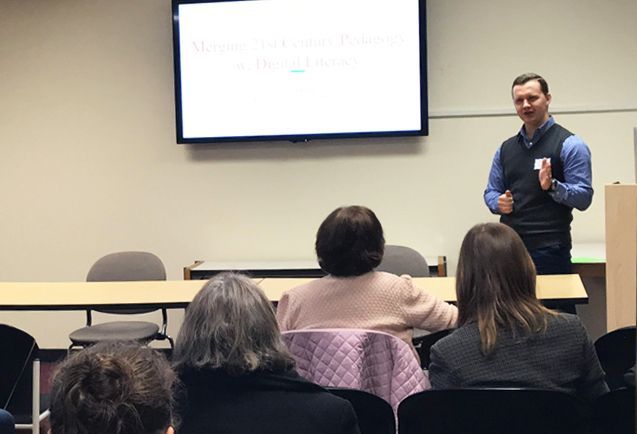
[456,223,557,354]
[172,272,295,375]
[315,205,385,276]
[50,341,176,434]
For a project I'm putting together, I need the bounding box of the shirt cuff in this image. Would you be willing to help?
[548,181,567,202]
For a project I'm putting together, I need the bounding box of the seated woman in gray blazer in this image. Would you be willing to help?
[172,272,360,434]
[429,222,608,403]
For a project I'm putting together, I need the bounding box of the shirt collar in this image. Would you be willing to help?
[518,116,555,148]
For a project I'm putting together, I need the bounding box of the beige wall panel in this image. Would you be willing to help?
[0,0,635,347]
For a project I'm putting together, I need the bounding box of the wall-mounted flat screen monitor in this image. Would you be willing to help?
[172,0,428,144]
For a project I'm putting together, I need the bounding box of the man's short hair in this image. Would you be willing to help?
[512,73,549,95]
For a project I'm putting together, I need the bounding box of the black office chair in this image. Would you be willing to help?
[397,388,588,434]
[0,324,49,434]
[594,326,636,390]
[376,245,430,277]
[328,387,395,434]
[412,328,454,369]
[69,251,174,351]
[591,387,635,434]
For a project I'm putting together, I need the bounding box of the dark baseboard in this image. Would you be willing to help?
[38,349,67,363]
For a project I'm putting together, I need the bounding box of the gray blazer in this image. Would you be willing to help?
[429,313,608,403]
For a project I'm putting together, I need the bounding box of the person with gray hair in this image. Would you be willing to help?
[172,272,360,434]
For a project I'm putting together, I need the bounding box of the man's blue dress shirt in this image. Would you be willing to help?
[484,116,593,214]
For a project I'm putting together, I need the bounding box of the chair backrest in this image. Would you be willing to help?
[328,387,395,434]
[594,326,636,389]
[591,387,635,434]
[0,325,38,416]
[282,329,429,411]
[397,388,587,434]
[87,251,166,281]
[87,251,166,315]
[375,245,430,277]
[412,329,454,369]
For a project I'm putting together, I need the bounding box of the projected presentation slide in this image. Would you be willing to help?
[175,0,424,140]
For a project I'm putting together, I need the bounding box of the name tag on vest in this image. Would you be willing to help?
[534,157,551,170]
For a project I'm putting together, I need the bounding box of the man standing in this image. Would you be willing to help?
[484,73,593,274]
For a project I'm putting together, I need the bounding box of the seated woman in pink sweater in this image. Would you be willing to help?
[276,205,457,351]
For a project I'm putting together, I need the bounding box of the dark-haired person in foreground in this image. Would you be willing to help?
[49,341,176,434]
[276,205,457,352]
[172,272,360,434]
[429,222,608,402]
[484,73,593,275]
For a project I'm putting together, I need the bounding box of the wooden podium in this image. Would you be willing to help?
[605,184,637,330]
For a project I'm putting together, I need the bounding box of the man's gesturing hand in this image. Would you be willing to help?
[539,158,553,191]
[498,190,514,214]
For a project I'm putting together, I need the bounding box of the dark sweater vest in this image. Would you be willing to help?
[499,123,573,251]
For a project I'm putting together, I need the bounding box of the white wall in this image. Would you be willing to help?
[1,0,635,348]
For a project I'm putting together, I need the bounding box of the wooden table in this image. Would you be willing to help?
[259,274,588,305]
[0,274,587,311]
[184,256,448,279]
[0,280,227,311]
[571,242,606,278]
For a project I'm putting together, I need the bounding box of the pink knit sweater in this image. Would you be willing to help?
[276,271,458,348]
